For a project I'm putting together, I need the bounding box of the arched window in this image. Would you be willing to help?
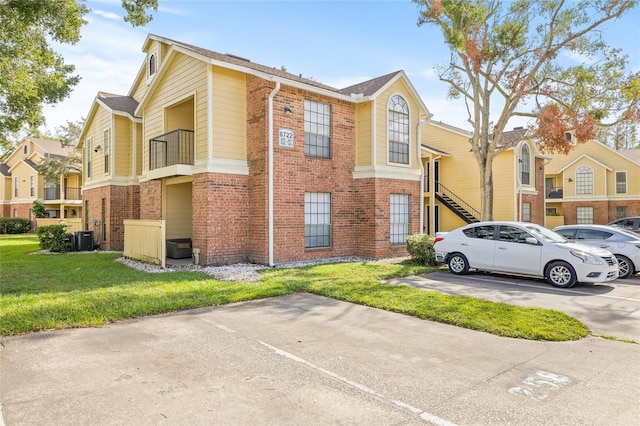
[388,95,409,164]
[576,166,593,194]
[149,54,156,76]
[520,144,530,185]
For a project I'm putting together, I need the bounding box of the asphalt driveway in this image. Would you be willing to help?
[1,293,639,425]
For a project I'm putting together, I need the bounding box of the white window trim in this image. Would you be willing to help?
[386,93,411,168]
[615,170,627,195]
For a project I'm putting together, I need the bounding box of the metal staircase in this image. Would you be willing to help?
[435,182,480,224]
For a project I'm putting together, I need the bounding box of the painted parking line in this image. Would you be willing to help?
[206,317,458,426]
[257,340,458,426]
[464,276,640,302]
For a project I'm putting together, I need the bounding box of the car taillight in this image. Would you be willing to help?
[434,237,444,244]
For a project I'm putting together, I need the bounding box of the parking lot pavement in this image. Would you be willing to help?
[1,294,639,426]
[392,271,640,343]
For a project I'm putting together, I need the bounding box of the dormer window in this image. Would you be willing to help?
[23,145,27,154]
[388,95,410,165]
[149,54,156,76]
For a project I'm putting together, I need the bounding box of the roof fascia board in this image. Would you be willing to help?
[78,98,103,144]
[592,138,640,166]
[8,159,37,173]
[426,119,473,137]
[420,145,452,157]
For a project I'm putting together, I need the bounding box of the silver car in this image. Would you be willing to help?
[553,224,640,279]
[434,221,618,288]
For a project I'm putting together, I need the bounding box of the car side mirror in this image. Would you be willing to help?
[525,237,539,245]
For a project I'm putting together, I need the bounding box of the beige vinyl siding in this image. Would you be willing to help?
[355,102,372,166]
[545,140,640,198]
[135,124,143,176]
[493,150,517,219]
[11,162,34,199]
[142,53,207,170]
[114,115,132,176]
[212,66,246,161]
[374,79,421,168]
[1,177,10,201]
[84,107,111,178]
[131,75,148,102]
[563,158,607,196]
[164,181,192,239]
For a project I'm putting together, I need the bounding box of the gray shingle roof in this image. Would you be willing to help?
[98,92,139,117]
[0,163,10,176]
[151,34,341,94]
[339,71,403,97]
[618,149,640,165]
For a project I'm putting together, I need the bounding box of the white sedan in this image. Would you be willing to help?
[434,222,619,288]
[553,224,640,279]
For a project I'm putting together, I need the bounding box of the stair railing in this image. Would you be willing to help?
[436,181,481,221]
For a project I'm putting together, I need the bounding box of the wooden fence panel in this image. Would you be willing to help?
[36,218,83,233]
[545,216,565,229]
[124,220,166,268]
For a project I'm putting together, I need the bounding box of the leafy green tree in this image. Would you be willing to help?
[33,200,49,218]
[34,119,84,184]
[0,0,158,151]
[414,0,640,220]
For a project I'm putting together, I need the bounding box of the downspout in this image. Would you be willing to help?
[430,154,441,236]
[267,82,281,267]
[417,119,429,234]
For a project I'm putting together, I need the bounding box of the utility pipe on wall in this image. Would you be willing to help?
[267,82,281,267]
[417,119,429,234]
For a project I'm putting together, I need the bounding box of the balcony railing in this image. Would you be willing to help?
[149,129,195,170]
[43,187,81,201]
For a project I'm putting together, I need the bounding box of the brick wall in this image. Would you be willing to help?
[139,180,162,220]
[562,200,640,225]
[83,185,140,250]
[522,157,546,225]
[355,178,419,259]
[192,172,250,265]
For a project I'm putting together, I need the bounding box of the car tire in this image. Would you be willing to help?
[545,261,577,288]
[615,255,634,279]
[447,253,469,275]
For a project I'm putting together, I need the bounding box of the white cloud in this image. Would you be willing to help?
[92,9,121,21]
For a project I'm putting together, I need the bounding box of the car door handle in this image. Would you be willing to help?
[598,245,609,248]
[498,246,507,250]
[461,243,469,246]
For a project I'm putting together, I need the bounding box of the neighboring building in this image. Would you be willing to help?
[79,34,431,262]
[544,138,640,225]
[420,123,547,233]
[0,137,82,224]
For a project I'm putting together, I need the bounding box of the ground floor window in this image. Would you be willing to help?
[522,202,531,222]
[390,194,409,245]
[576,206,593,224]
[616,206,627,219]
[305,192,331,248]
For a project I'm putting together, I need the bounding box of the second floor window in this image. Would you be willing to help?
[304,100,331,158]
[520,145,530,185]
[388,95,409,164]
[14,177,18,197]
[616,171,627,194]
[576,166,593,195]
[104,129,110,173]
[30,176,35,197]
[149,54,156,76]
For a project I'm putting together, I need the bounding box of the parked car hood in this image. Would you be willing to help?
[554,242,613,257]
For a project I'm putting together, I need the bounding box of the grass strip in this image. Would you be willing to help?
[1,235,589,340]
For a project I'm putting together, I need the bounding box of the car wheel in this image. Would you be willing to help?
[545,261,577,288]
[447,253,469,275]
[615,255,634,279]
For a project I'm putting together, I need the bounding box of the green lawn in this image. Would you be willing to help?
[0,234,590,341]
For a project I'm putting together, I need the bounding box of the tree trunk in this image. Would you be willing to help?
[479,155,494,221]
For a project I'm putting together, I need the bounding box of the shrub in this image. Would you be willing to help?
[33,200,49,218]
[36,225,73,252]
[406,233,437,266]
[0,217,32,234]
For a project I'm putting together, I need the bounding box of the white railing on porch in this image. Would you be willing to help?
[124,219,166,268]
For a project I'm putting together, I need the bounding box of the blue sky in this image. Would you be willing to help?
[43,0,640,134]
